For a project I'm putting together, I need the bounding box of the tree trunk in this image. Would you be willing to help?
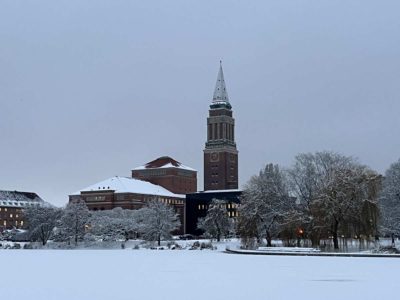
[266,231,272,247]
[332,220,339,250]
[392,233,395,247]
[310,231,320,248]
[158,235,161,246]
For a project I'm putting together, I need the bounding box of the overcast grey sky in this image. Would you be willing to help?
[1,0,399,206]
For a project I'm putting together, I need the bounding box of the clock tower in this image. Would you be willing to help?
[204,62,238,191]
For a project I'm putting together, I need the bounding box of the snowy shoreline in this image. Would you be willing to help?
[225,248,400,258]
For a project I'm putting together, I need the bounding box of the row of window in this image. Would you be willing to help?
[0,207,19,212]
[176,170,195,177]
[87,196,184,205]
[97,186,110,190]
[228,211,239,217]
[137,169,167,176]
[2,220,24,227]
[197,203,240,210]
[159,198,184,205]
[86,196,106,201]
[207,123,234,141]
[0,214,20,218]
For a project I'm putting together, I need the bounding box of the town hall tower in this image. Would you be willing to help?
[204,62,238,190]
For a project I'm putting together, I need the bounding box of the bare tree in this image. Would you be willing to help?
[287,153,325,246]
[288,151,380,249]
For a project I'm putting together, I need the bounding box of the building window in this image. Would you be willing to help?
[16,214,19,218]
[10,214,13,218]
[4,208,7,212]
[21,220,24,226]
[3,220,6,226]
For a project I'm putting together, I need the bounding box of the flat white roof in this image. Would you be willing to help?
[72,176,186,199]
[197,189,242,193]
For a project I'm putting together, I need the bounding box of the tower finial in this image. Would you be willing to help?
[212,61,229,103]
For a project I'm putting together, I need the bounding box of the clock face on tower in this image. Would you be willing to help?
[210,152,219,162]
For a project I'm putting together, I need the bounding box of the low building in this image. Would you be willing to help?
[132,156,197,194]
[69,176,186,233]
[0,190,45,230]
[185,189,242,235]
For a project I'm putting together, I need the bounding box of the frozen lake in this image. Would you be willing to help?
[1,250,399,300]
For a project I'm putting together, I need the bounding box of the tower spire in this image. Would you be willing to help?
[212,61,229,103]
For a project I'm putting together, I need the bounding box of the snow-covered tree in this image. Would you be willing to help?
[379,159,400,246]
[238,164,294,247]
[136,200,180,246]
[23,205,62,245]
[197,199,233,242]
[58,201,90,246]
[90,207,139,242]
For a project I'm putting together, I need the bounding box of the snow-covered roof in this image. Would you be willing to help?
[72,176,186,199]
[132,156,197,172]
[198,189,242,194]
[0,190,46,208]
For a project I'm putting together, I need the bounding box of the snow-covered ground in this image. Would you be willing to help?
[1,248,399,300]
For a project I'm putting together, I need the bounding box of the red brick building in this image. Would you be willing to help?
[0,190,45,230]
[69,176,186,231]
[132,156,197,194]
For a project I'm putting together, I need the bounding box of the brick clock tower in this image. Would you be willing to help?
[204,62,238,191]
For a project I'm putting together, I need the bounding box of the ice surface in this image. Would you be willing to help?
[0,248,399,300]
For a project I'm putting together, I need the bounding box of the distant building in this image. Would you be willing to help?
[132,156,197,194]
[69,176,186,232]
[0,190,45,230]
